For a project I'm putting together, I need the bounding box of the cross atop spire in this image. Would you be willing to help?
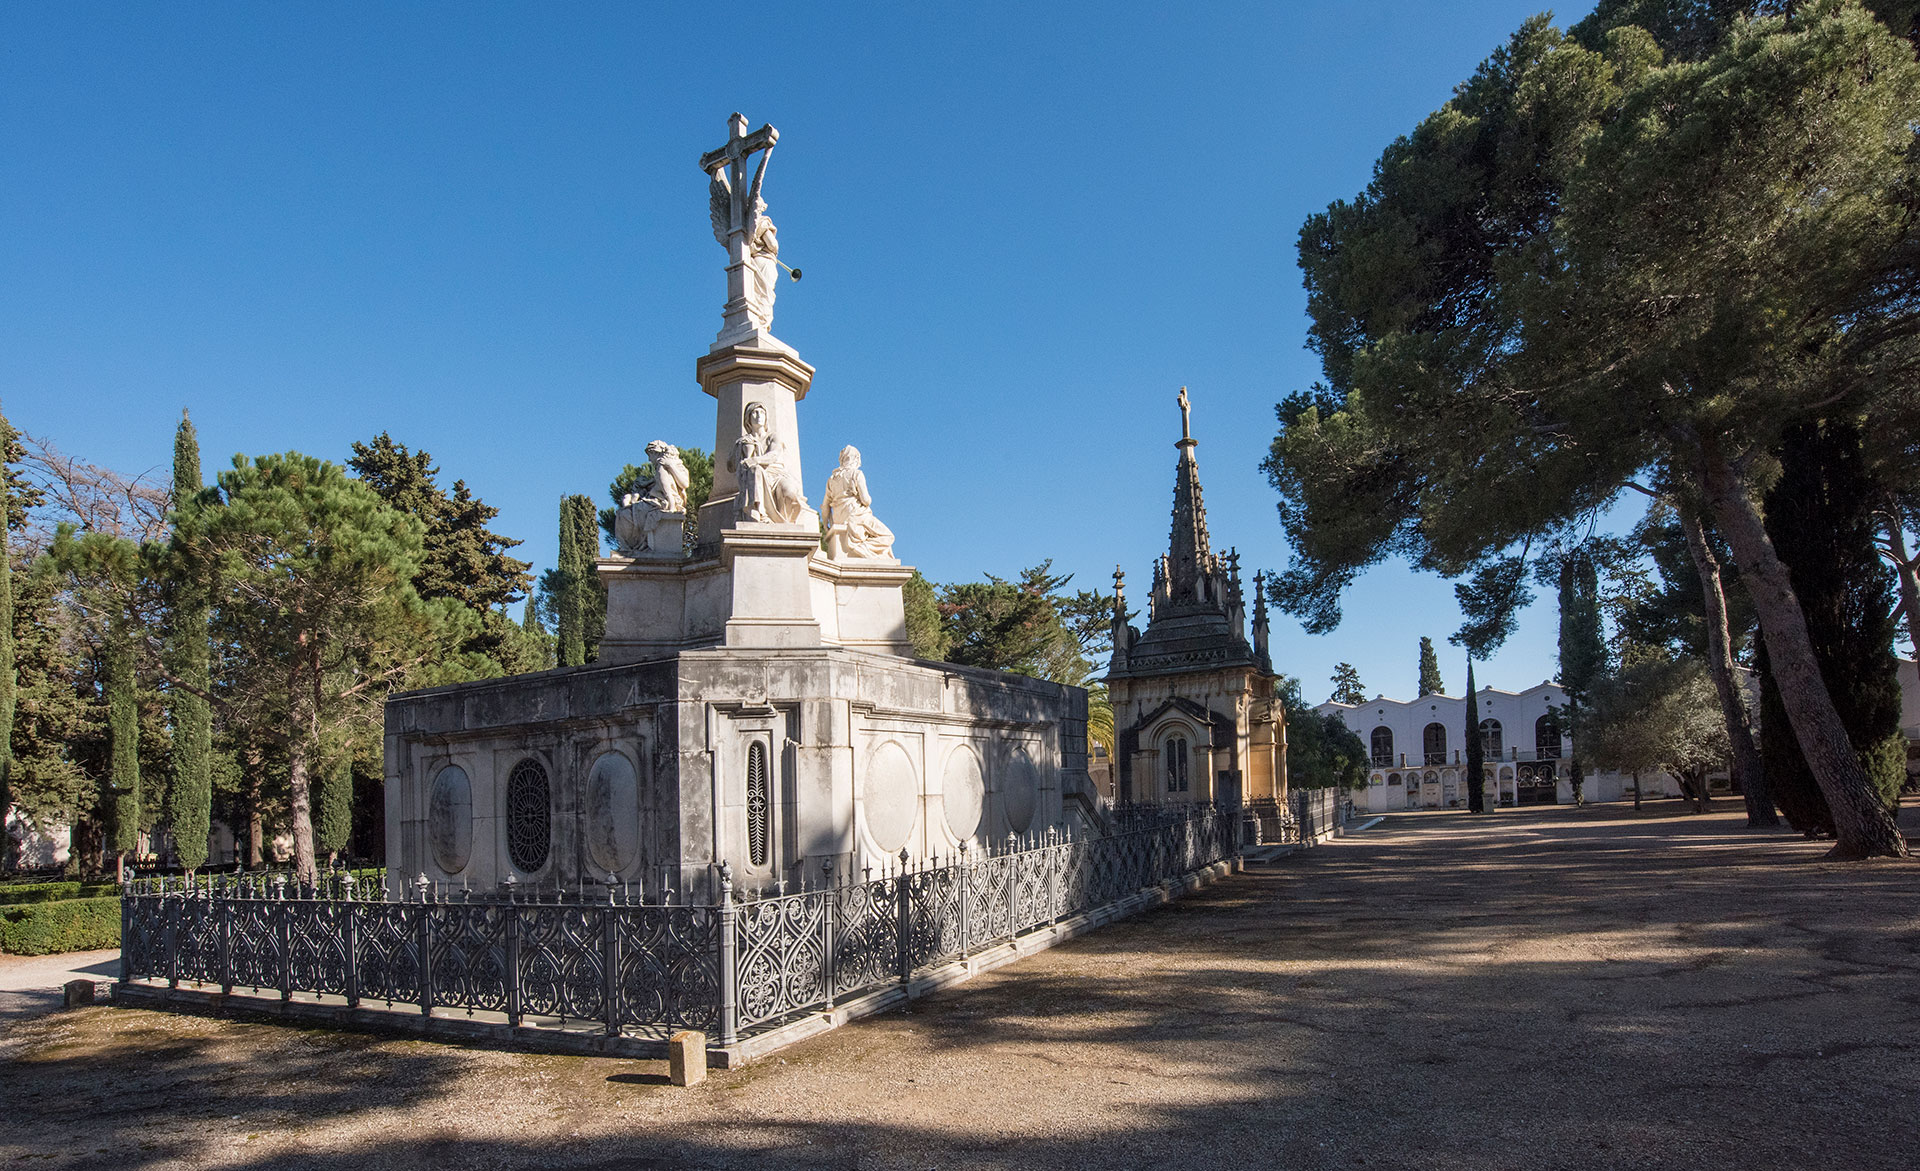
[1167,387,1212,604]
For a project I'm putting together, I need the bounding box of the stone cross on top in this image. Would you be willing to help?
[702,113,783,345]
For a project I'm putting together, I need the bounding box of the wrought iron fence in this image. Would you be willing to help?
[121,803,1236,1046]
[122,867,386,899]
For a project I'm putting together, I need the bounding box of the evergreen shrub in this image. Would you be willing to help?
[0,896,120,955]
[0,882,81,905]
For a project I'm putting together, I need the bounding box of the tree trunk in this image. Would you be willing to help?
[288,745,318,890]
[1679,508,1775,826]
[1884,518,1920,655]
[1632,772,1642,811]
[246,768,264,869]
[1697,448,1908,859]
[287,646,321,890]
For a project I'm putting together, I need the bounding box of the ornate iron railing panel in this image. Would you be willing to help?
[174,897,222,985]
[227,900,281,992]
[615,906,721,1031]
[287,901,350,997]
[357,903,421,1006]
[118,804,1240,1045]
[429,903,508,1014]
[120,896,163,980]
[518,905,605,1023]
[734,891,828,1027]
[831,878,896,997]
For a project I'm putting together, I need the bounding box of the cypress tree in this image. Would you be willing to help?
[1557,551,1606,806]
[107,623,141,876]
[165,411,213,874]
[555,494,603,667]
[556,496,585,667]
[0,412,13,874]
[1465,659,1486,813]
[1417,637,1444,696]
[314,758,352,864]
[1758,420,1905,836]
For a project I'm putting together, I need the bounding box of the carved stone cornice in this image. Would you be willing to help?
[696,343,815,401]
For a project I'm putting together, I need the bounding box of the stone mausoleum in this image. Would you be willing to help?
[1105,390,1289,828]
[383,115,1095,902]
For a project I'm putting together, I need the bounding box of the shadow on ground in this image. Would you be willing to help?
[4,803,1917,1171]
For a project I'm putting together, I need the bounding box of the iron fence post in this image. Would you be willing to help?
[344,902,361,1009]
[276,900,293,1003]
[895,851,912,983]
[716,864,739,1048]
[603,899,620,1038]
[166,898,180,989]
[1048,839,1062,926]
[821,859,836,1008]
[505,903,523,1028]
[418,902,433,1018]
[958,843,971,956]
[220,896,234,996]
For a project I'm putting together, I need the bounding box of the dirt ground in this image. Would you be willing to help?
[4,802,1918,1171]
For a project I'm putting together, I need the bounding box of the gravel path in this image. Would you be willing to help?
[4,802,1918,1171]
[0,949,120,1023]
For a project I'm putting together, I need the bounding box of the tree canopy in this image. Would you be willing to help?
[1264,0,1919,857]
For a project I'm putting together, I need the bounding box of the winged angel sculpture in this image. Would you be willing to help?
[708,147,781,331]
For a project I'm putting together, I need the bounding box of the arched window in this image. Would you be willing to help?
[1370,726,1394,767]
[1164,736,1190,793]
[1423,722,1448,765]
[746,741,770,867]
[1535,712,1561,759]
[1480,718,1504,758]
[1387,772,1402,787]
[505,759,551,873]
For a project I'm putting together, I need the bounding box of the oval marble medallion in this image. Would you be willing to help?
[861,740,919,854]
[428,765,473,874]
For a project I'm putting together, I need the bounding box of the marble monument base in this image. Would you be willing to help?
[597,524,912,663]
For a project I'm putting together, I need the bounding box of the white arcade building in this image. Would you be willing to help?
[1317,680,1690,813]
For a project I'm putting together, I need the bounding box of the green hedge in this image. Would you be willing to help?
[0,897,121,956]
[0,882,82,905]
[0,881,120,906]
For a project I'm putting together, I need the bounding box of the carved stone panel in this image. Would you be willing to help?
[861,740,919,854]
[941,745,985,842]
[584,750,640,876]
[1003,746,1039,834]
[428,765,473,874]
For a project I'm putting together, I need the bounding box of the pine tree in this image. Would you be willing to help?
[1557,551,1606,806]
[1328,662,1366,705]
[1758,420,1905,836]
[169,451,463,887]
[1465,660,1486,813]
[903,570,948,660]
[1417,637,1444,697]
[164,411,213,874]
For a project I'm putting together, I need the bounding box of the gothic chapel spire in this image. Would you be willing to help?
[1168,387,1213,603]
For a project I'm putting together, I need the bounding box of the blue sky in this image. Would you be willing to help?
[0,1,1620,704]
